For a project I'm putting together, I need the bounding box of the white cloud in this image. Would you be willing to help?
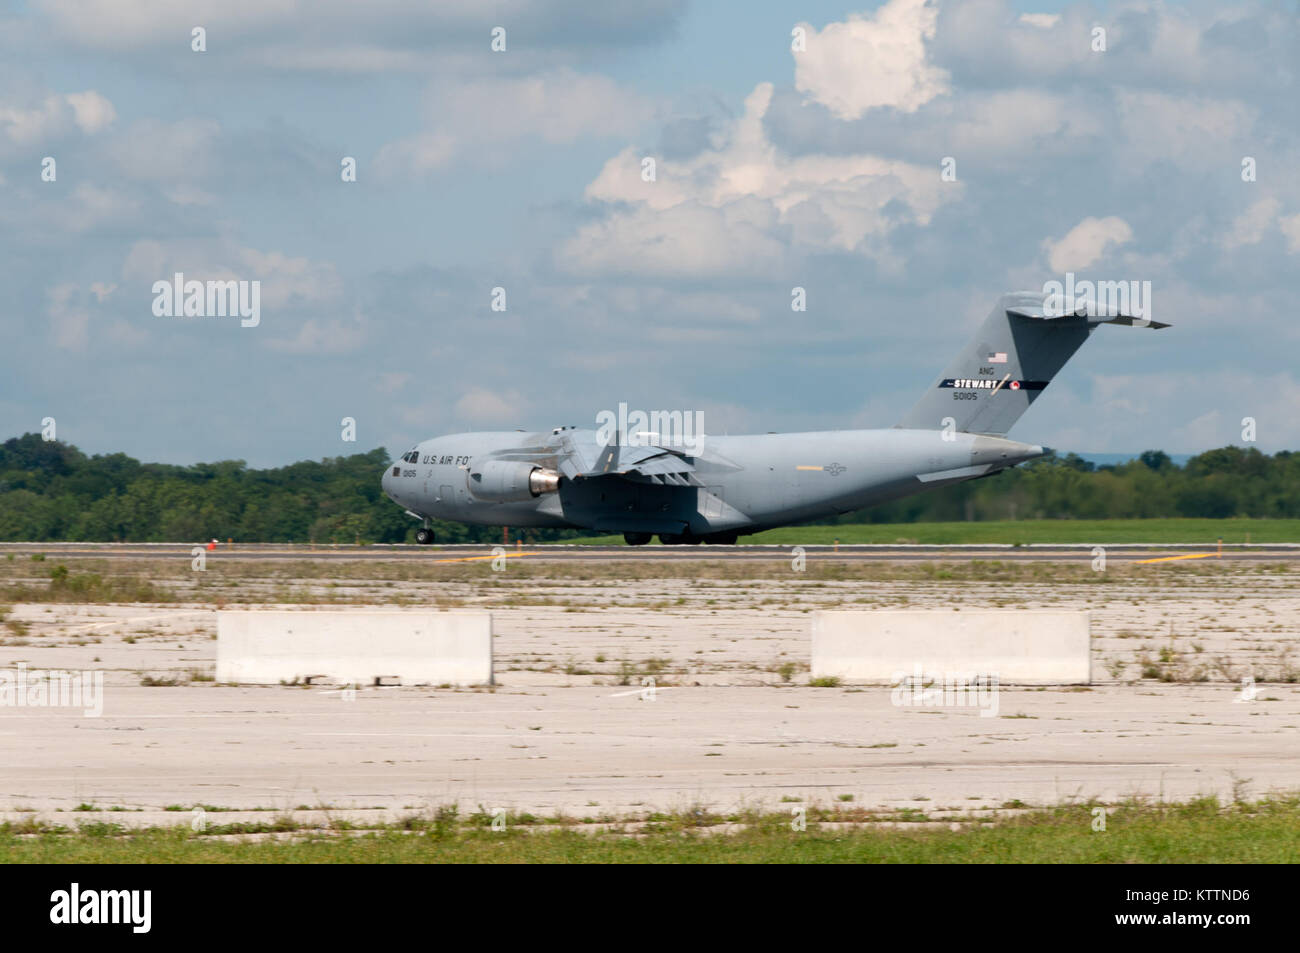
[374,133,458,177]
[1115,91,1257,168]
[1278,213,1300,254]
[1072,370,1300,452]
[562,82,959,276]
[561,200,787,279]
[375,69,652,177]
[122,240,344,311]
[1221,197,1279,250]
[106,119,221,181]
[34,0,681,69]
[944,89,1103,160]
[453,387,523,425]
[248,45,435,74]
[793,0,949,119]
[538,284,763,330]
[46,283,90,350]
[266,315,367,354]
[163,185,218,207]
[35,0,296,50]
[1017,13,1059,28]
[64,90,116,133]
[236,248,343,309]
[0,89,116,145]
[937,1,1294,94]
[375,371,411,395]
[1044,217,1134,273]
[46,183,140,233]
[0,96,64,144]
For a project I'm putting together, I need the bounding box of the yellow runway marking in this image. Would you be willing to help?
[430,552,541,564]
[1134,553,1220,564]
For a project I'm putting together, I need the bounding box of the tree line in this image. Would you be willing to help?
[833,447,1300,525]
[0,433,1295,543]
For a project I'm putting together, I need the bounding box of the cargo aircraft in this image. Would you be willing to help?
[382,292,1167,545]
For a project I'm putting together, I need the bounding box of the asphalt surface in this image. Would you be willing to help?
[1,541,1295,562]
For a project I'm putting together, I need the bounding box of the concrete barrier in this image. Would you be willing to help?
[216,610,492,686]
[812,610,1090,685]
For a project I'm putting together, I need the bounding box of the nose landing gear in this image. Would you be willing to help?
[415,527,436,545]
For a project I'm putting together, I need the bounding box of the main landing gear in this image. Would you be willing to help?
[658,532,738,545]
[623,532,653,546]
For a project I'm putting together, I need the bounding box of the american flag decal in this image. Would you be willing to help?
[988,352,1007,363]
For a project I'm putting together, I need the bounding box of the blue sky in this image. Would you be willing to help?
[2,0,1298,466]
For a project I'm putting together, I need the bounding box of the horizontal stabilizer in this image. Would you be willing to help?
[1006,288,1171,328]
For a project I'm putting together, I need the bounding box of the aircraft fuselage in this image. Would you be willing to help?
[380,427,1044,543]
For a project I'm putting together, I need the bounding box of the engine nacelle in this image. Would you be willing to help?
[466,461,561,502]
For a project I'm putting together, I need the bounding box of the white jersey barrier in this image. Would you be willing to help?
[812,610,1090,685]
[216,610,492,686]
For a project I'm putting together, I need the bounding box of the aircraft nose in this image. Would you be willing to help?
[381,462,398,499]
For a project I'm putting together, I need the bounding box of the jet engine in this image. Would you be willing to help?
[466,461,561,502]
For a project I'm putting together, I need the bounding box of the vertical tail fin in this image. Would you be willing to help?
[896,291,1169,435]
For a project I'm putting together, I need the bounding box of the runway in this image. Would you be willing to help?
[1,541,1296,562]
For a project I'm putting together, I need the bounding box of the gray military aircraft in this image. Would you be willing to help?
[382,291,1167,545]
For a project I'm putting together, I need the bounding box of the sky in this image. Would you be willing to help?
[1,0,1297,467]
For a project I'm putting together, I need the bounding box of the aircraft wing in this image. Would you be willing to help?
[557,432,703,486]
[609,445,701,486]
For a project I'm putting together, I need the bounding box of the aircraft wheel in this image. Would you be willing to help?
[706,533,738,545]
[415,528,436,545]
[624,532,653,546]
[663,532,703,545]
